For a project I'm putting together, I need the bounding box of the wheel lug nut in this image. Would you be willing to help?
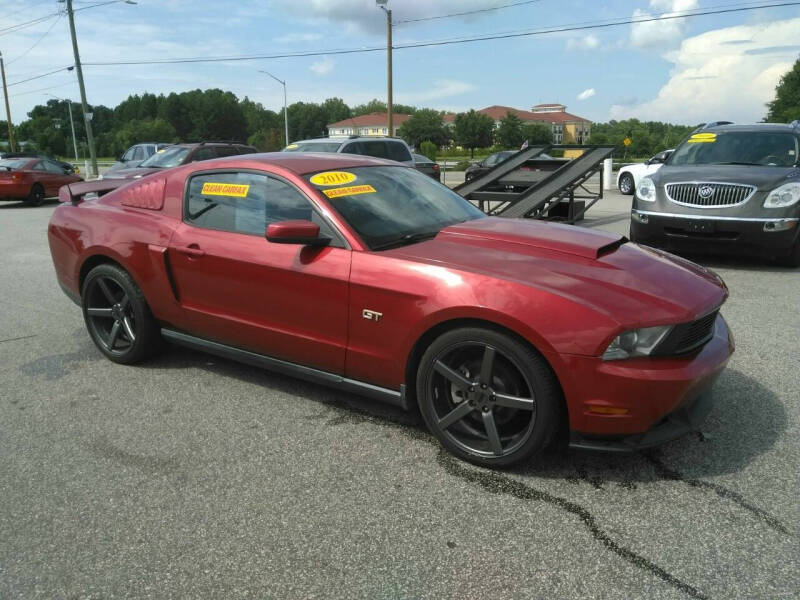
[481,384,487,389]
[469,386,474,392]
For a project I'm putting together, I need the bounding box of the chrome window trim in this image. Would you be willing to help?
[664,181,757,209]
[633,209,798,223]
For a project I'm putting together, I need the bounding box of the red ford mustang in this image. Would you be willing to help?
[48,153,734,466]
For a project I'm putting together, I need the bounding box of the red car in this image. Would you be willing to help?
[48,154,734,467]
[1,156,82,206]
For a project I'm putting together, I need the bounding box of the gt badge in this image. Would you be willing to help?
[362,309,383,322]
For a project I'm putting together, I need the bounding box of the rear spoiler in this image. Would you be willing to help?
[58,179,129,205]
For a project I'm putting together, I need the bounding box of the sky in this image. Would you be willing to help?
[2,0,800,126]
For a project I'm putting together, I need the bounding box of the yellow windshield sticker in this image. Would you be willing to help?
[323,184,376,198]
[687,133,717,143]
[286,143,298,149]
[310,171,357,186]
[201,182,250,197]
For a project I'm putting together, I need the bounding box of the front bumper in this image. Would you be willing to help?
[631,209,799,258]
[557,314,733,450]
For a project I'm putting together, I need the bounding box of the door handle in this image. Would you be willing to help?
[175,245,206,258]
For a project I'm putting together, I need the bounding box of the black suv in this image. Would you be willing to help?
[103,141,257,180]
[282,137,413,165]
[631,123,800,266]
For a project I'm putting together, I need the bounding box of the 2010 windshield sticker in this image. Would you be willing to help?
[201,182,250,197]
[322,184,376,198]
[286,144,298,149]
[687,133,717,143]
[310,171,357,186]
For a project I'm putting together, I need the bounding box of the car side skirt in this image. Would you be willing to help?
[161,329,409,410]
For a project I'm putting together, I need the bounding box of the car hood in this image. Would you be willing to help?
[654,164,799,191]
[103,166,161,180]
[386,217,726,328]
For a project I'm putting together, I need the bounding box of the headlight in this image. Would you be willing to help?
[636,177,656,202]
[763,182,800,208]
[602,325,672,360]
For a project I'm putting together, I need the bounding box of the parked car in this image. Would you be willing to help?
[0,156,82,206]
[49,153,733,467]
[102,141,257,180]
[464,150,558,181]
[283,136,414,166]
[617,149,674,195]
[105,142,172,176]
[631,123,800,266]
[412,153,440,180]
[0,152,78,174]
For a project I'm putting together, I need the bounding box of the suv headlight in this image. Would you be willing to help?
[764,182,800,208]
[636,177,656,202]
[602,325,673,361]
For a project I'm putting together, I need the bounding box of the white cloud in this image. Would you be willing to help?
[630,0,699,49]
[274,32,323,44]
[577,88,596,101]
[310,56,335,75]
[567,35,600,51]
[397,79,477,104]
[611,18,800,124]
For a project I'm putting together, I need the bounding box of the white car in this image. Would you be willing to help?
[616,149,673,195]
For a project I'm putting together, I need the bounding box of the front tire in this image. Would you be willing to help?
[25,184,45,207]
[618,173,634,195]
[416,327,561,467]
[81,263,161,364]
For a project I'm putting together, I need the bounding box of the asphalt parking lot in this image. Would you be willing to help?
[1,191,798,599]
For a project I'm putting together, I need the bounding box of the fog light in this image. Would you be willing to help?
[763,220,797,232]
[632,211,649,224]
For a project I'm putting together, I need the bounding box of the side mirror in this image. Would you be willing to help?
[266,220,330,246]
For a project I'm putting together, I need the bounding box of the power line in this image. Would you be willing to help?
[8,80,76,99]
[7,66,73,87]
[77,1,800,67]
[7,14,63,66]
[0,12,62,37]
[395,0,545,25]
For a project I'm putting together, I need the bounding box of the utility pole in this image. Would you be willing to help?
[0,52,16,152]
[47,94,79,161]
[259,70,289,146]
[376,0,392,136]
[65,0,98,178]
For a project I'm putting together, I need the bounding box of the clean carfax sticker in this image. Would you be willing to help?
[322,184,376,198]
[201,182,250,197]
[687,133,716,143]
[310,171,357,186]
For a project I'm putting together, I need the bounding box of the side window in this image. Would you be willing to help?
[340,142,362,155]
[132,147,144,161]
[237,146,257,155]
[122,148,135,161]
[215,146,239,158]
[192,148,216,162]
[360,141,389,159]
[387,141,411,162]
[32,161,47,171]
[43,160,65,174]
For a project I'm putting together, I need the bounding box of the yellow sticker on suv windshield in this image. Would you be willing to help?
[310,171,357,186]
[322,184,376,198]
[687,133,717,143]
[201,182,250,197]
[286,143,298,149]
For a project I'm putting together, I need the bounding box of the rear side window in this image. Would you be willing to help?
[192,148,216,162]
[185,172,340,241]
[359,141,389,159]
[132,147,144,161]
[387,141,411,162]
[215,146,240,158]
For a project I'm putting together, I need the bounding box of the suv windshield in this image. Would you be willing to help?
[140,146,191,168]
[284,142,343,153]
[670,131,799,167]
[306,166,484,250]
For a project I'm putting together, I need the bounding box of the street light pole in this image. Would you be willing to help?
[259,70,288,146]
[47,94,79,161]
[0,51,16,152]
[376,1,393,136]
[65,0,98,178]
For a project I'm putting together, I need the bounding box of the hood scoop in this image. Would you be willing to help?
[440,217,627,260]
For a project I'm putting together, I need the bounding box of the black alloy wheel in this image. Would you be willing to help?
[618,173,634,195]
[417,327,560,467]
[26,184,45,207]
[81,263,161,364]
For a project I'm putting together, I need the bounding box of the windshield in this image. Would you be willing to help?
[305,166,485,250]
[284,142,343,153]
[0,159,30,169]
[670,131,799,167]
[140,146,191,168]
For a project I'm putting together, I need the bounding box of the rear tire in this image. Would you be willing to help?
[25,184,45,207]
[81,263,161,364]
[416,327,561,468]
[618,173,634,195]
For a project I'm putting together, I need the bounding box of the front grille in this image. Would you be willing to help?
[656,310,719,356]
[665,182,755,208]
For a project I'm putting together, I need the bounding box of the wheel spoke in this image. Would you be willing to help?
[119,294,130,311]
[108,321,121,349]
[97,278,116,304]
[434,360,472,390]
[494,392,535,412]
[437,401,474,430]
[482,411,503,456]
[121,316,136,342]
[87,307,113,318]
[479,346,495,385]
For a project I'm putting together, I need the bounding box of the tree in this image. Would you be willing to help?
[453,110,495,157]
[353,98,416,116]
[286,102,328,140]
[322,97,351,124]
[248,128,284,151]
[765,57,800,122]
[521,122,553,145]
[495,112,524,148]
[398,109,449,148]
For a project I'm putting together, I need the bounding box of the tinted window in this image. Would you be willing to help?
[122,148,135,161]
[32,161,47,171]
[140,146,190,168]
[132,147,144,161]
[186,172,339,240]
[283,142,343,153]
[43,160,65,174]
[671,131,799,167]
[340,142,363,155]
[359,141,389,159]
[387,141,411,162]
[192,148,216,162]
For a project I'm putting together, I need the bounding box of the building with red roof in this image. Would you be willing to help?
[327,112,411,137]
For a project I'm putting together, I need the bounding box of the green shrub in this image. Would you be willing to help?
[453,160,472,171]
[419,141,437,162]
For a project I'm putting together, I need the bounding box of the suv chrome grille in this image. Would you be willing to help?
[665,182,755,208]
